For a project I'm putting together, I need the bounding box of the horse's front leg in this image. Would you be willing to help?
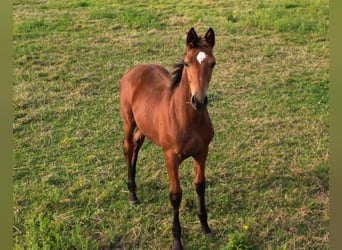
[193,149,212,235]
[164,151,184,250]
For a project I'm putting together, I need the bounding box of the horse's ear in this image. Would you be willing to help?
[204,28,215,48]
[187,27,199,48]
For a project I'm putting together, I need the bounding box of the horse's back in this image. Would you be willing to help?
[120,64,171,97]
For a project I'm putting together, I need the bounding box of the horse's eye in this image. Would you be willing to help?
[184,62,189,67]
[211,61,216,68]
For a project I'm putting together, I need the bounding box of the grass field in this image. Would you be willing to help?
[13,0,329,249]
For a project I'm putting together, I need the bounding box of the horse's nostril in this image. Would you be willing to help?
[204,96,208,106]
[191,95,196,105]
[190,95,198,110]
[190,95,208,110]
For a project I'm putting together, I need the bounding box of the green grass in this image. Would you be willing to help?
[13,0,328,249]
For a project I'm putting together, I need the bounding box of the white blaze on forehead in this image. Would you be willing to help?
[196,51,207,64]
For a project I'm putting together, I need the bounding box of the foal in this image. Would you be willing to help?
[119,27,215,249]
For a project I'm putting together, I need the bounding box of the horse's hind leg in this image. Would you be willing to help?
[130,128,145,204]
[123,119,145,204]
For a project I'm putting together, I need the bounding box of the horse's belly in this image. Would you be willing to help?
[132,103,163,146]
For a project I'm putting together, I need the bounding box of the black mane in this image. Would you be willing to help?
[171,61,184,88]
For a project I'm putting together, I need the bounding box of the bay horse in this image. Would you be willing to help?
[119,27,215,250]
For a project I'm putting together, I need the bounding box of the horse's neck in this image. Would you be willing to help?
[175,79,191,106]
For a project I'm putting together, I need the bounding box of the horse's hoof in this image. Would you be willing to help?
[205,231,213,237]
[202,226,212,236]
[128,193,139,205]
[129,198,140,205]
[172,239,183,250]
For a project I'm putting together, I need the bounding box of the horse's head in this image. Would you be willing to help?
[183,27,215,110]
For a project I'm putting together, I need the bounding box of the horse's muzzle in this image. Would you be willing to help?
[191,95,208,110]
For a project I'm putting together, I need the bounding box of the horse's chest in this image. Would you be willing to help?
[168,122,213,155]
